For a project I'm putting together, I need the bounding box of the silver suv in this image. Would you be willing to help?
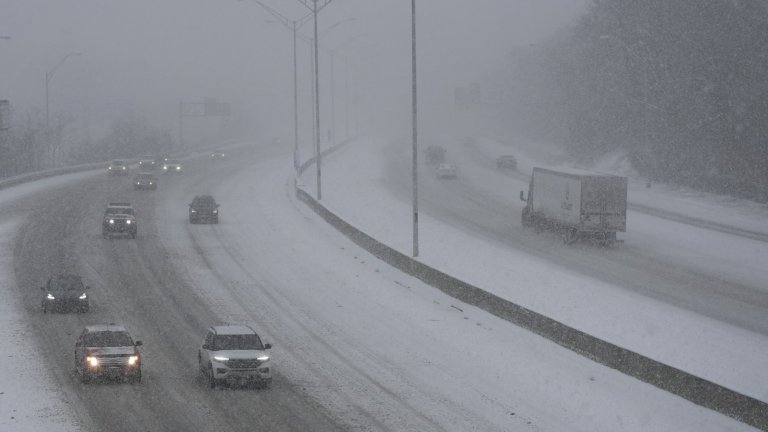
[74,324,142,384]
[198,325,272,389]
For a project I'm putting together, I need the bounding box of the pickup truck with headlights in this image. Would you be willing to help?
[102,202,137,238]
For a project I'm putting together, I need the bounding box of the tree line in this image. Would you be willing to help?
[499,0,768,201]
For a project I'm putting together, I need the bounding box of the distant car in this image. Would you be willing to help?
[133,173,158,190]
[40,274,90,313]
[424,145,447,165]
[211,150,226,160]
[189,195,219,224]
[107,160,129,176]
[162,159,183,174]
[198,325,272,389]
[496,155,517,170]
[138,158,156,170]
[74,324,142,384]
[102,202,137,238]
[435,163,458,179]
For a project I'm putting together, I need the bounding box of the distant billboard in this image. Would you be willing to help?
[0,100,9,130]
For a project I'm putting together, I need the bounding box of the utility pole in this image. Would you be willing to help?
[411,0,419,257]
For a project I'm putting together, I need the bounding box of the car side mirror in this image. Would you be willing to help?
[135,341,143,346]
[264,343,272,350]
[202,343,210,350]
[519,190,527,202]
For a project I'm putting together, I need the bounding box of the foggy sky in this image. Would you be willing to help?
[0,0,586,144]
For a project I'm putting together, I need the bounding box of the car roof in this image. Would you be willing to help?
[108,202,132,208]
[165,159,181,163]
[110,160,126,164]
[84,324,128,333]
[210,325,257,336]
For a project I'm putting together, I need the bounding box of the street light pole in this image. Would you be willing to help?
[411,0,419,257]
[313,0,322,200]
[45,52,82,129]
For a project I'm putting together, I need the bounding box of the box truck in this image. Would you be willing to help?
[520,167,627,245]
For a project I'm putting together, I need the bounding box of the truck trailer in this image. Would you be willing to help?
[520,167,627,245]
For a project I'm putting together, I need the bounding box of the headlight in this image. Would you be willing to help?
[176,166,181,170]
[212,210,218,214]
[86,356,99,367]
[136,182,141,185]
[126,220,132,225]
[79,293,87,300]
[46,293,55,300]
[191,209,197,213]
[128,355,139,366]
[149,182,153,185]
[109,219,115,224]
[122,167,126,170]
[108,167,112,170]
[257,355,269,361]
[163,166,168,170]
[213,355,229,362]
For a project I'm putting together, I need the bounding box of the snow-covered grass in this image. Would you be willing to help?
[298,136,768,406]
[0,171,100,432]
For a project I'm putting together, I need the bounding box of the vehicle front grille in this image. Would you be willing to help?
[225,359,263,369]
[96,354,131,366]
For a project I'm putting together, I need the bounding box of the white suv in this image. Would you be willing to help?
[198,325,272,389]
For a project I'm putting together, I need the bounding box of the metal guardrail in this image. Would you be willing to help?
[294,140,768,431]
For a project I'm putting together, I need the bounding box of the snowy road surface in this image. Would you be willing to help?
[0,141,758,431]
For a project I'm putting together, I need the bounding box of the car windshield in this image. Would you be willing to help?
[213,334,263,350]
[193,197,216,206]
[165,160,181,165]
[111,161,125,166]
[49,276,84,291]
[137,175,153,180]
[106,207,134,216]
[82,331,134,347]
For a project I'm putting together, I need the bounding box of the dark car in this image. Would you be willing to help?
[102,203,137,238]
[138,157,156,171]
[189,195,219,224]
[496,155,517,170]
[74,324,142,384]
[211,150,226,160]
[41,274,90,313]
[424,145,447,165]
[133,173,158,190]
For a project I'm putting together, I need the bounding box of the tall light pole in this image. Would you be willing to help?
[246,1,312,174]
[411,0,419,257]
[45,52,82,129]
[297,0,338,200]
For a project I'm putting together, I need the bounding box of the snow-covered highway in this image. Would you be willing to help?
[0,139,760,431]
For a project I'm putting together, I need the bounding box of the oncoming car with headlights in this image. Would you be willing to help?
[198,325,272,389]
[40,274,90,313]
[162,159,183,174]
[107,159,129,176]
[74,324,143,384]
[102,202,137,238]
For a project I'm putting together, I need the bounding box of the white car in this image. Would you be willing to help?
[198,325,272,389]
[435,163,457,179]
